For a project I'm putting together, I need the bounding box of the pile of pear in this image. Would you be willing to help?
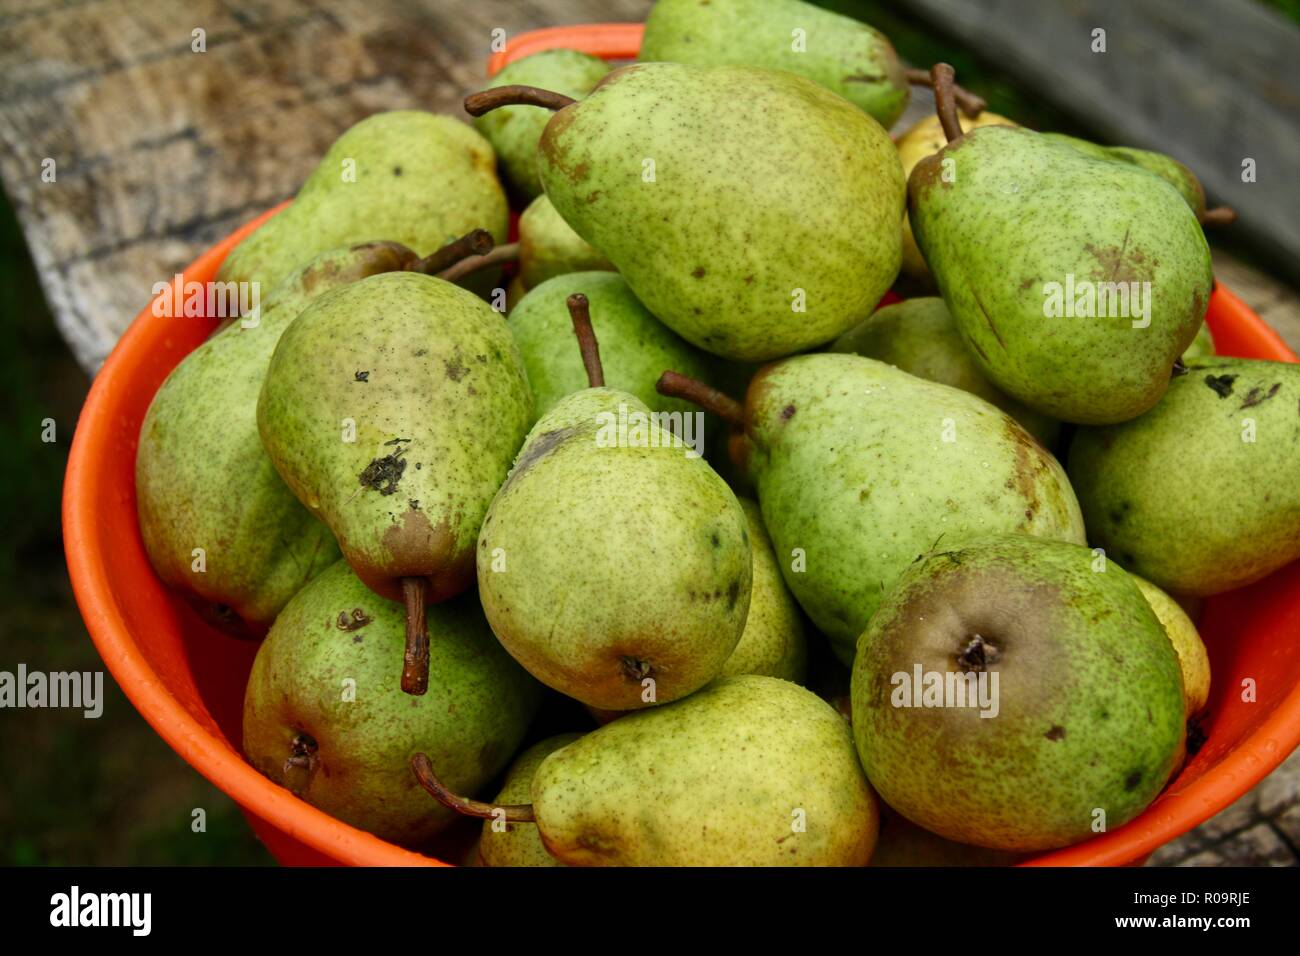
[132,0,1297,866]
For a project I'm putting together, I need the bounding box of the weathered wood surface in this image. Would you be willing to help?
[0,0,652,370]
[0,0,1296,371]
[893,0,1300,287]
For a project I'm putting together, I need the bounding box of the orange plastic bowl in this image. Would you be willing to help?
[64,24,1300,867]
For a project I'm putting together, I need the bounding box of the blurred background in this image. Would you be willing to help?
[1,0,1297,865]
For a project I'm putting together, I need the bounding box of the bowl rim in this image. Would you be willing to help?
[63,21,1300,868]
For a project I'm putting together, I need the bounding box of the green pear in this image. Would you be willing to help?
[1068,357,1300,595]
[218,112,508,292]
[852,534,1185,852]
[910,79,1213,424]
[258,270,533,692]
[472,50,611,201]
[663,352,1086,665]
[1133,575,1211,718]
[725,498,807,682]
[640,0,909,128]
[829,297,1059,447]
[518,194,613,289]
[508,271,716,422]
[467,61,904,361]
[478,733,581,867]
[583,497,807,725]
[243,560,541,847]
[1040,133,1235,227]
[415,675,879,865]
[137,241,426,635]
[477,295,750,710]
[869,808,1026,867]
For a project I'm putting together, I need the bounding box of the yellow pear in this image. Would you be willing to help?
[896,111,1016,282]
[1133,576,1211,718]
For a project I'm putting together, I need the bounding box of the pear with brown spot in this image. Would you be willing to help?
[258,269,532,695]
[476,294,750,710]
[909,66,1212,424]
[852,534,1185,852]
[138,232,495,637]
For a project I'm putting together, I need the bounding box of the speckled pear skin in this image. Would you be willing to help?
[1068,358,1300,595]
[1040,133,1207,217]
[477,387,751,710]
[518,195,614,289]
[473,51,611,201]
[725,498,807,681]
[537,62,905,361]
[242,560,542,846]
[257,270,533,604]
[910,126,1212,424]
[830,297,1059,447]
[736,353,1086,665]
[136,242,418,634]
[478,733,581,867]
[532,675,878,865]
[508,271,717,422]
[217,112,508,291]
[640,0,909,129]
[851,534,1185,852]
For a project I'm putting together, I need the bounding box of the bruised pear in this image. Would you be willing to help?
[851,534,1185,852]
[258,270,532,693]
[137,240,437,635]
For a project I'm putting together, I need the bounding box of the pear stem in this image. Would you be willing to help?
[464,85,577,117]
[566,293,605,387]
[656,371,746,430]
[1199,206,1237,228]
[905,67,986,118]
[435,242,521,284]
[930,63,963,145]
[400,577,429,696]
[411,753,536,822]
[409,229,495,276]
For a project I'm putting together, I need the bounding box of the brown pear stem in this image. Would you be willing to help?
[656,371,745,430]
[464,85,576,117]
[400,577,429,696]
[411,753,536,822]
[409,229,495,276]
[435,242,520,284]
[930,63,963,144]
[905,67,986,118]
[566,293,605,387]
[1199,206,1237,228]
